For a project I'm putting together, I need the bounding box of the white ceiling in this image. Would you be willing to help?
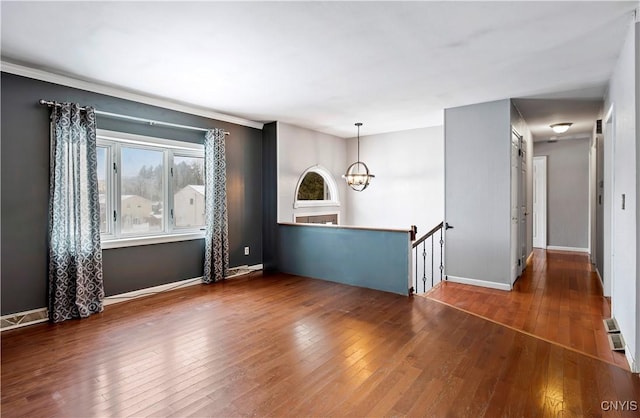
[1,1,637,137]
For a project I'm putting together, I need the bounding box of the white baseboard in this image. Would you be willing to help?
[526,251,534,264]
[2,263,265,327]
[624,345,638,373]
[104,263,263,305]
[103,276,203,306]
[546,245,589,253]
[595,268,604,285]
[446,275,512,291]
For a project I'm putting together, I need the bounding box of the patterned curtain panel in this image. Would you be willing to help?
[203,129,229,283]
[48,103,104,323]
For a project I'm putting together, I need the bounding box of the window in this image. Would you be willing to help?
[293,166,340,209]
[97,130,205,248]
[295,213,339,225]
[297,172,331,201]
[173,156,205,228]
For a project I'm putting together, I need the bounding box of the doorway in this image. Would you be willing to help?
[594,134,604,281]
[533,156,547,249]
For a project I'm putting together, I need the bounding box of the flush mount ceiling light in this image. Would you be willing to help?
[550,122,573,134]
[343,122,375,192]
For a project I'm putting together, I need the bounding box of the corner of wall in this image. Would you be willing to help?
[635,17,640,373]
[261,122,278,271]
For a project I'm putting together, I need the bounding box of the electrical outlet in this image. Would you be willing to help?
[244,246,250,256]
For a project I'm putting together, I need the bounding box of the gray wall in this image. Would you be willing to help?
[444,99,512,287]
[277,122,347,223]
[534,139,590,249]
[345,126,444,233]
[1,72,263,315]
[603,19,639,372]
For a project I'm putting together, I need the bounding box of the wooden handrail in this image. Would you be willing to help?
[412,221,444,248]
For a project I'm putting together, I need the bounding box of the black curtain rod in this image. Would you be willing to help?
[38,99,230,135]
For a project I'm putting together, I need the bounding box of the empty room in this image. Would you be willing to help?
[2,1,639,417]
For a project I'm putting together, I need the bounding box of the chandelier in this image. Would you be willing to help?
[342,122,375,191]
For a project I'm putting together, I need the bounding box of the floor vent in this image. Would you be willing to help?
[603,317,620,333]
[608,333,625,351]
[1,308,48,331]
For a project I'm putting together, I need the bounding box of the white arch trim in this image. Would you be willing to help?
[293,165,341,208]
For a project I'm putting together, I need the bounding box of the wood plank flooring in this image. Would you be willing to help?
[2,268,639,417]
[427,249,630,370]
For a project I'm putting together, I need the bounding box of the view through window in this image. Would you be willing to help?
[297,172,330,200]
[173,156,205,228]
[121,147,164,234]
[97,130,205,244]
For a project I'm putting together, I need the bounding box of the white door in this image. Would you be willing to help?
[533,156,547,248]
[519,138,527,272]
[510,132,519,284]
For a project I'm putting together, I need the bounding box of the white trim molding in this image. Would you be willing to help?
[595,268,604,284]
[104,263,264,305]
[446,275,512,291]
[2,264,264,330]
[532,156,547,250]
[1,60,264,130]
[103,276,203,306]
[625,345,638,373]
[526,251,534,265]
[101,232,205,249]
[293,165,341,209]
[546,246,590,253]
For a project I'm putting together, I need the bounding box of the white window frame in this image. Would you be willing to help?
[97,129,205,249]
[293,165,341,208]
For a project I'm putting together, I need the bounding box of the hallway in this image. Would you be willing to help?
[427,249,629,370]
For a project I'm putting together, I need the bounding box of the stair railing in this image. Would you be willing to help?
[410,222,445,294]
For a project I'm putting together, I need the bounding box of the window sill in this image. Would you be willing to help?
[293,200,340,209]
[101,232,205,249]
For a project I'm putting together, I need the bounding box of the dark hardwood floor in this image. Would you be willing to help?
[428,249,630,371]
[2,268,639,417]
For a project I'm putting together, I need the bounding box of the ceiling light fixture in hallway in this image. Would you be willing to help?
[550,122,573,134]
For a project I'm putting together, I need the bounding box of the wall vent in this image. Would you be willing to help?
[603,317,620,333]
[608,333,625,351]
[596,119,603,134]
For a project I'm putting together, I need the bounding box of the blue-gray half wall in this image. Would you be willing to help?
[277,224,410,296]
